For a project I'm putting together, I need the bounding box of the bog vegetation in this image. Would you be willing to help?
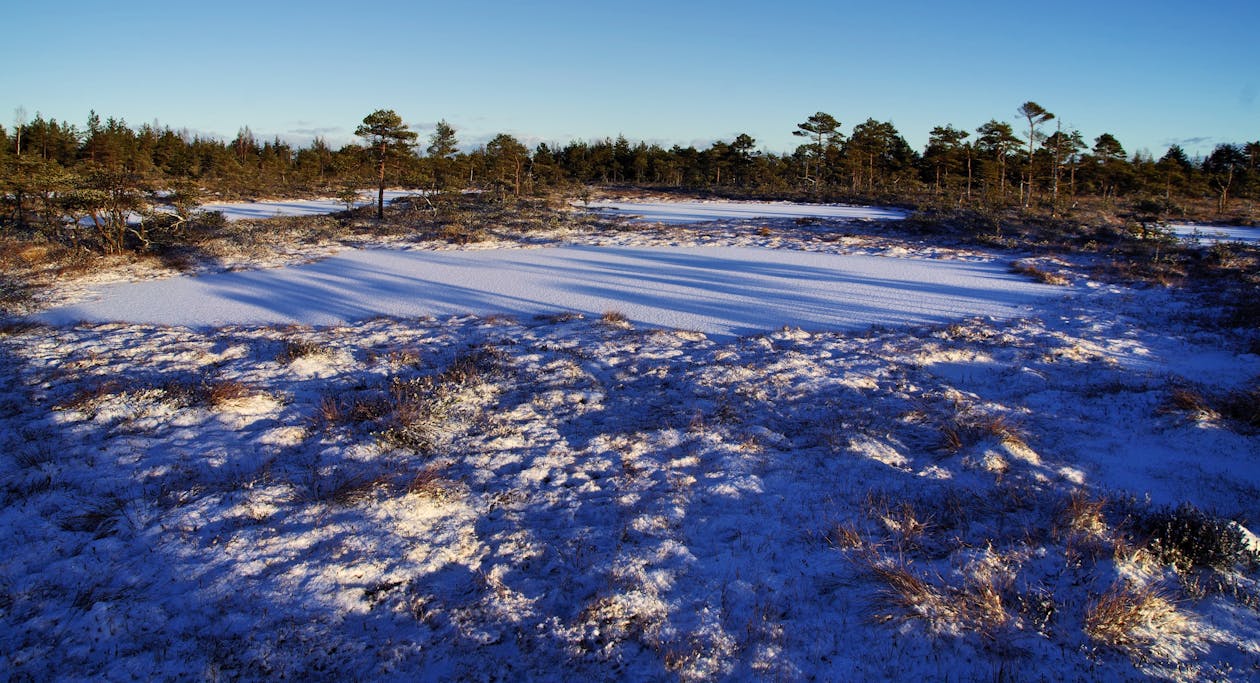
[1,104,1257,253]
[1,105,1257,332]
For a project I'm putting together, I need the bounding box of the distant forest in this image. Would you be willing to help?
[2,104,1258,241]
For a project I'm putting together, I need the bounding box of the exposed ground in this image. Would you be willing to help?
[1,194,1258,680]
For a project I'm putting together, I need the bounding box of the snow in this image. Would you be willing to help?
[201,190,420,222]
[584,199,908,224]
[1168,222,1260,245]
[4,199,1260,680]
[36,245,1058,339]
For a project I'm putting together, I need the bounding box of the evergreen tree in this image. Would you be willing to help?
[355,109,418,218]
[975,120,1020,201]
[485,133,529,197]
[1203,144,1248,213]
[1016,101,1054,206]
[923,125,970,197]
[792,112,842,188]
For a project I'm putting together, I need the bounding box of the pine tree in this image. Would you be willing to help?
[976,120,1021,202]
[792,112,842,189]
[355,109,418,218]
[1016,101,1054,206]
[427,120,458,158]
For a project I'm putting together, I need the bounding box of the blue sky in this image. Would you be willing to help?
[3,1,1256,159]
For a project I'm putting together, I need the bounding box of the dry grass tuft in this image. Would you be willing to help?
[1011,260,1071,286]
[868,556,1012,637]
[203,379,258,407]
[824,521,867,550]
[1084,582,1194,660]
[312,468,395,506]
[1164,381,1259,429]
[1056,490,1108,540]
[601,310,631,327]
[1165,386,1216,419]
[938,410,1028,453]
[56,380,124,412]
[407,465,459,501]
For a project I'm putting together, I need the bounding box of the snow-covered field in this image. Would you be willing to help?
[3,199,1259,680]
[1168,222,1260,246]
[36,246,1057,338]
[584,199,907,224]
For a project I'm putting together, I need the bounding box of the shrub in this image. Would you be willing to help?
[1135,503,1258,572]
[279,338,332,362]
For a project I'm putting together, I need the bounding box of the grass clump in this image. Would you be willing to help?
[601,310,631,327]
[867,556,1014,638]
[279,337,333,362]
[1010,259,1071,286]
[1084,583,1193,660]
[1164,381,1260,430]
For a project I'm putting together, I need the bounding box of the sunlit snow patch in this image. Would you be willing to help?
[583,199,907,224]
[1167,223,1260,245]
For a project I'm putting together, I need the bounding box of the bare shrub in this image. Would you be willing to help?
[377,377,455,453]
[1219,383,1260,428]
[60,494,129,538]
[315,395,345,428]
[279,338,332,362]
[537,311,585,324]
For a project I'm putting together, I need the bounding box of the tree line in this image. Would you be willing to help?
[2,103,1257,250]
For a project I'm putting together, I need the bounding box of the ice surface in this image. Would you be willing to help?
[36,245,1057,338]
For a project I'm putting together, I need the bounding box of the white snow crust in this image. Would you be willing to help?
[584,199,908,223]
[4,199,1260,681]
[1168,222,1260,245]
[36,246,1056,338]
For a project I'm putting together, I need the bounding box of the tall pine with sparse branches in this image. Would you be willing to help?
[355,109,417,218]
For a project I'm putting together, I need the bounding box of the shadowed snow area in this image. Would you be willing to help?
[37,246,1056,337]
[584,199,908,223]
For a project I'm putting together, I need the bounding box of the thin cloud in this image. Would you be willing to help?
[288,126,342,137]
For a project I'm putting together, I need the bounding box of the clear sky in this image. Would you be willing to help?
[3,0,1256,159]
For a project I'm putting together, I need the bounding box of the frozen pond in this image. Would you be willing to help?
[37,246,1056,339]
[584,200,907,224]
